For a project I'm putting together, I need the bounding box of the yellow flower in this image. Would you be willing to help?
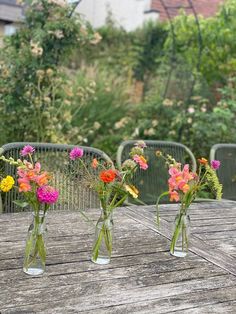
[0,176,15,192]
[125,184,139,199]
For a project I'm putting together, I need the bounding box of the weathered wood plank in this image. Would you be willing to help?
[124,206,236,276]
[0,256,224,289]
[2,287,236,313]
[0,202,236,313]
[1,274,235,312]
[0,250,203,282]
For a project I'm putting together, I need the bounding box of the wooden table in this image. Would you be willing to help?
[0,200,236,313]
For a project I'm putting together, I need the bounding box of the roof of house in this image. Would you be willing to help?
[0,0,24,23]
[150,0,224,21]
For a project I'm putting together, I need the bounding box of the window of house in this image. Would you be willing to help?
[4,24,17,36]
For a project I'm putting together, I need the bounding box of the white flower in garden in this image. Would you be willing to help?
[132,128,140,137]
[152,119,158,127]
[30,41,43,57]
[46,68,54,77]
[163,99,173,107]
[114,117,129,129]
[169,130,176,136]
[187,118,193,124]
[54,30,64,39]
[77,135,83,142]
[48,0,67,7]
[93,122,101,130]
[187,107,195,114]
[144,128,155,136]
[90,32,102,45]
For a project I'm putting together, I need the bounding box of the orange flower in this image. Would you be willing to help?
[18,178,31,192]
[99,169,116,183]
[35,172,51,186]
[198,158,208,165]
[26,170,36,181]
[169,190,179,202]
[92,158,98,169]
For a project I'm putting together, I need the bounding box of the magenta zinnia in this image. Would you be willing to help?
[20,145,35,156]
[37,186,59,204]
[69,147,84,160]
[211,160,220,170]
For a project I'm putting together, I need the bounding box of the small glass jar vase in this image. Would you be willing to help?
[170,212,190,258]
[91,209,114,265]
[23,211,47,276]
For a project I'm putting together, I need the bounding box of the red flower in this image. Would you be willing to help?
[99,169,116,183]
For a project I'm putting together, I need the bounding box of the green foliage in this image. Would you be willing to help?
[70,20,167,82]
[1,0,236,163]
[164,0,236,86]
[70,69,132,156]
[128,76,236,158]
[0,0,96,144]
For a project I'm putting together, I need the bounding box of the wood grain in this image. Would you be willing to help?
[0,201,236,313]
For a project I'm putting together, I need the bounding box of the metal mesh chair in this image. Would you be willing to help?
[0,142,112,213]
[117,140,196,205]
[210,144,236,200]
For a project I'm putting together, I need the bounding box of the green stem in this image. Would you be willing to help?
[92,227,104,261]
[92,216,113,262]
[170,214,182,254]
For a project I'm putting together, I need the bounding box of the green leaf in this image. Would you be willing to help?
[13,200,29,208]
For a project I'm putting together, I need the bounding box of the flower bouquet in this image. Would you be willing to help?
[0,145,59,275]
[68,141,148,264]
[156,152,222,257]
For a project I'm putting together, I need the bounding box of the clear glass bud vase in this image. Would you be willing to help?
[170,213,190,258]
[91,209,114,265]
[23,211,47,276]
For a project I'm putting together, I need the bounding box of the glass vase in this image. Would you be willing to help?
[23,211,47,276]
[91,209,114,265]
[170,212,190,258]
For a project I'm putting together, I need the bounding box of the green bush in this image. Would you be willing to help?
[0,0,97,145]
[127,77,236,158]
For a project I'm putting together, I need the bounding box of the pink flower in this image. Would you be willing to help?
[69,147,84,160]
[133,154,148,170]
[17,168,27,178]
[170,190,179,202]
[169,167,181,177]
[182,164,195,181]
[18,178,31,192]
[37,186,59,204]
[34,162,41,174]
[20,145,35,156]
[211,160,220,170]
[23,160,34,169]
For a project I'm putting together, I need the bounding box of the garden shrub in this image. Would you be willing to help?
[0,0,98,145]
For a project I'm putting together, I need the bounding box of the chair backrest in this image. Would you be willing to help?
[0,142,112,213]
[117,140,196,205]
[210,144,236,200]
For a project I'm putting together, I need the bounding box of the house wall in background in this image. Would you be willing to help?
[0,0,24,46]
[77,0,158,31]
